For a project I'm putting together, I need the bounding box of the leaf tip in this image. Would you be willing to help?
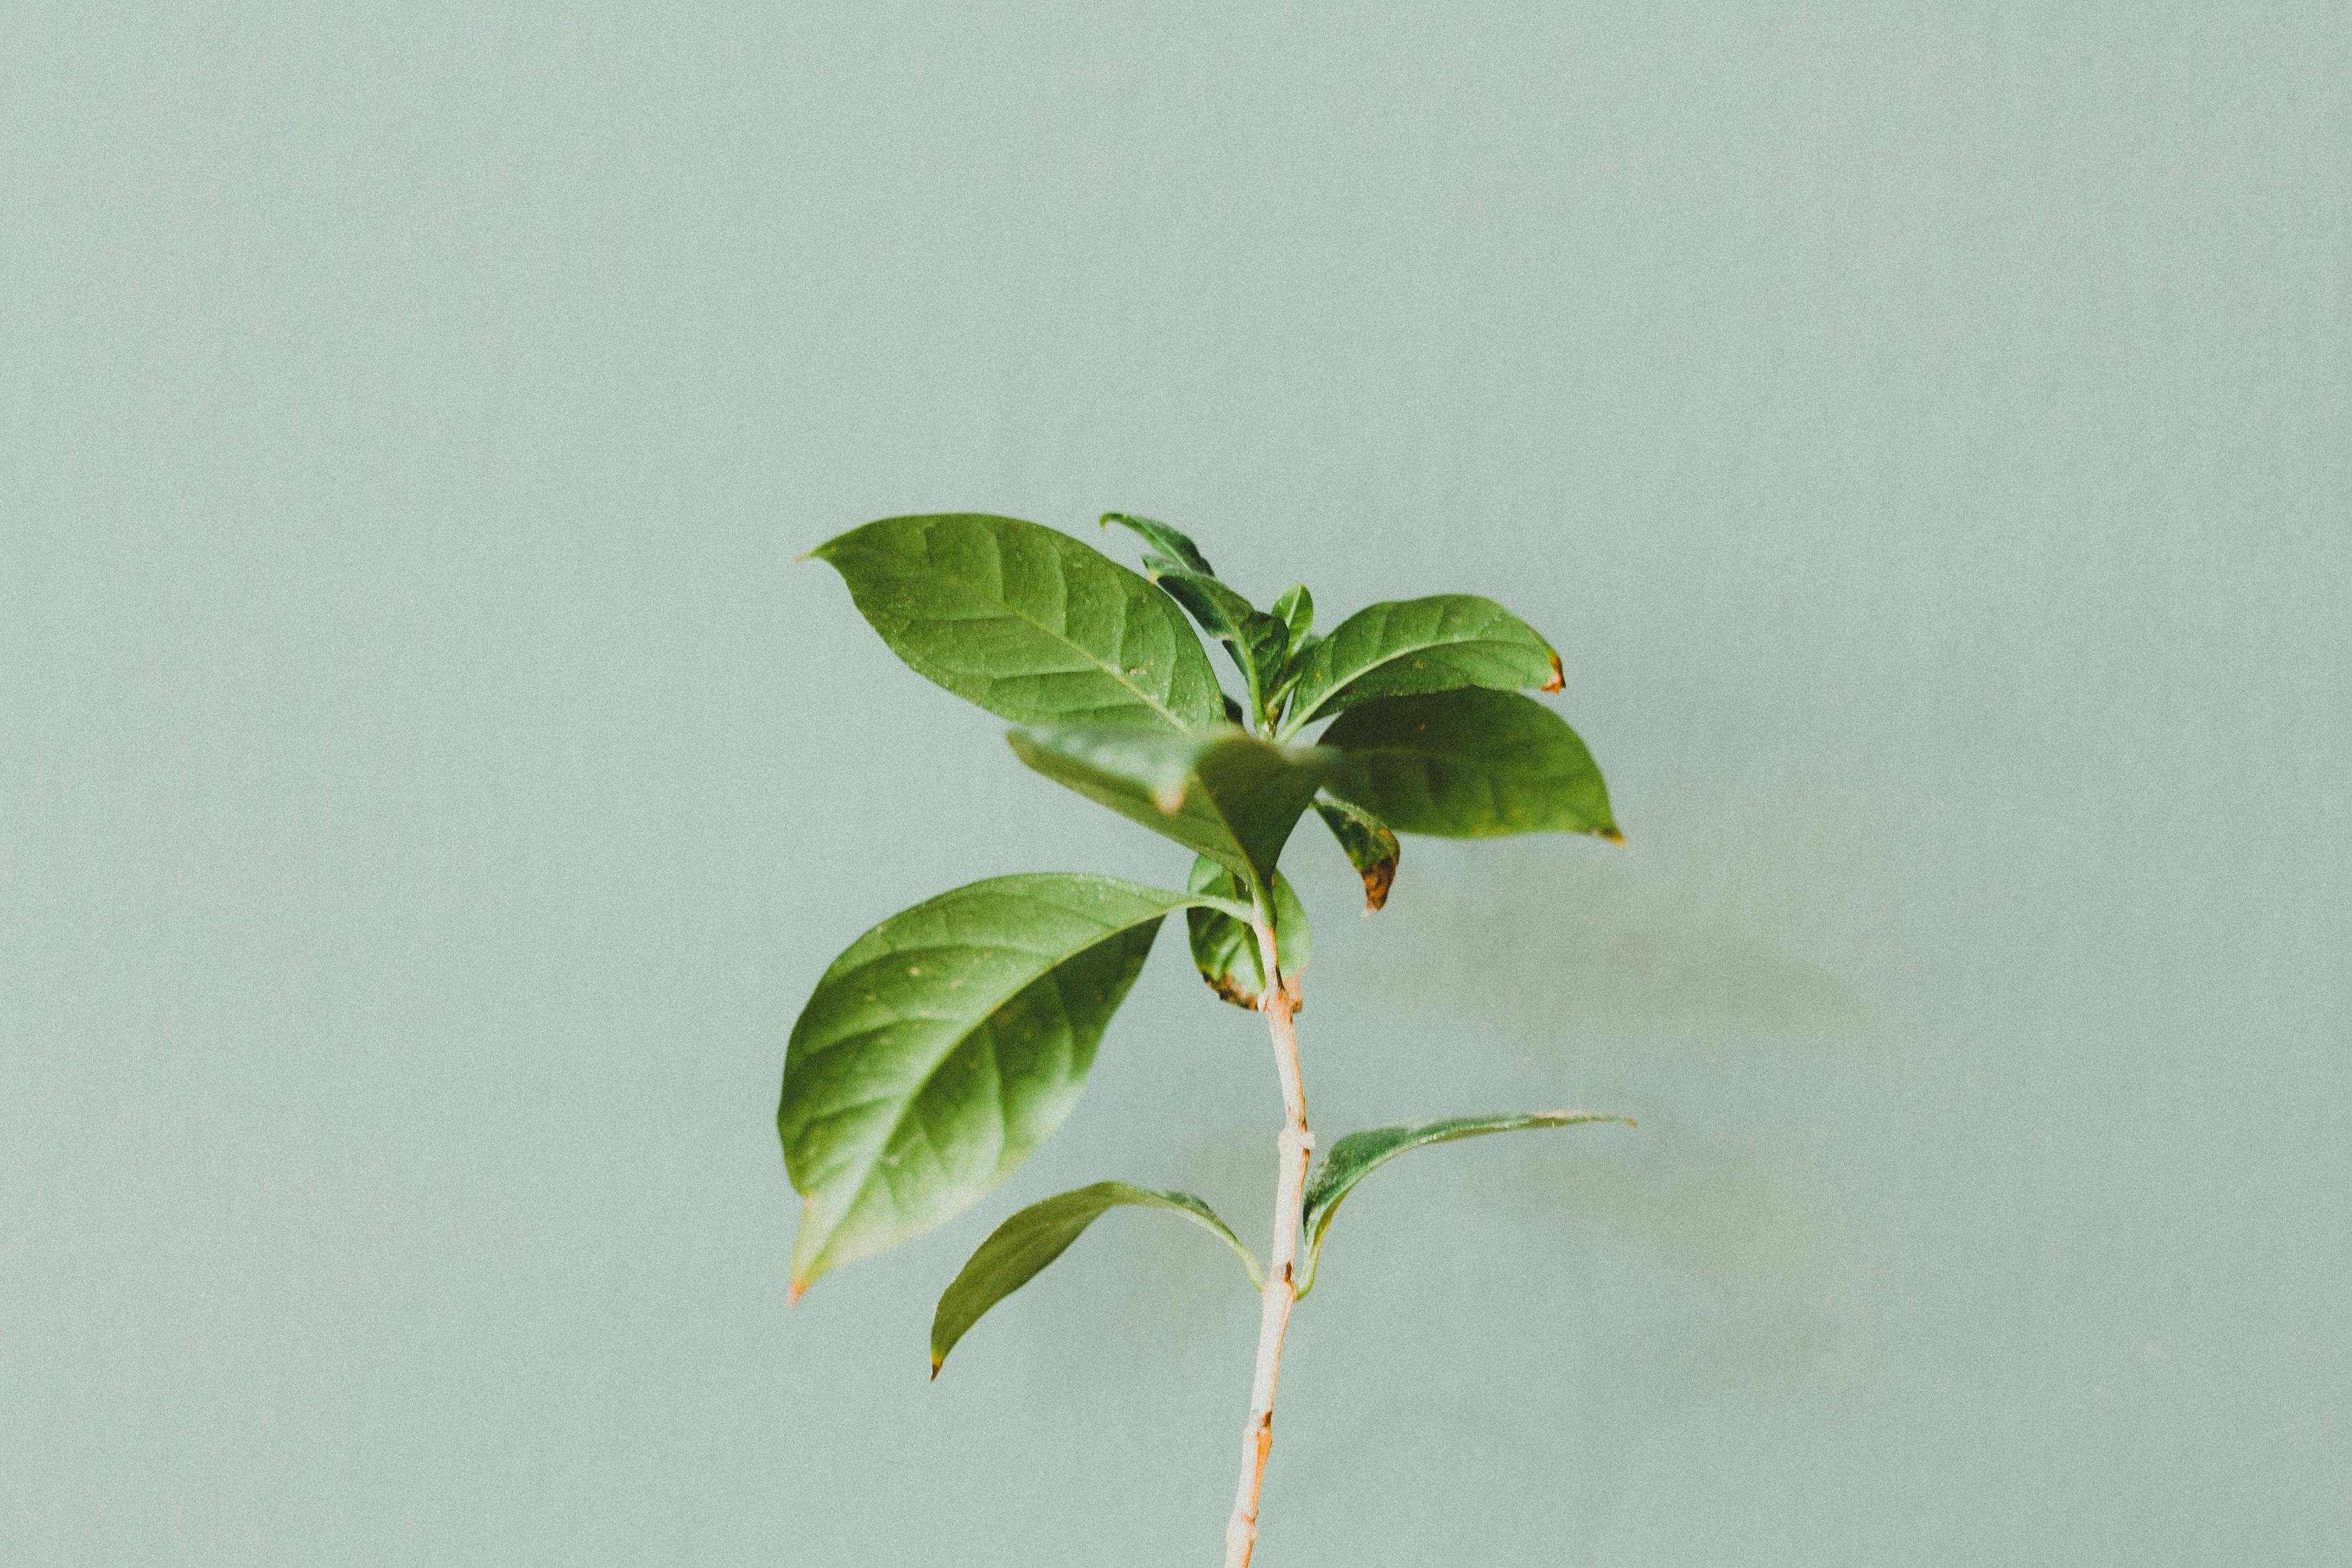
[787,1278,810,1307]
[1599,825,1625,846]
[928,1357,944,1381]
[1359,860,1396,913]
[1543,653,1565,693]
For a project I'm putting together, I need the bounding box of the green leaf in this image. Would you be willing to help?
[1100,512,1217,578]
[1270,583,1314,643]
[1153,570,1291,721]
[1296,1111,1635,1298]
[1321,689,1620,840]
[1006,725,1334,889]
[1279,594,1564,735]
[781,874,1240,1299]
[1185,854,1311,1008]
[1311,794,1400,912]
[930,1181,1262,1376]
[810,514,1224,731]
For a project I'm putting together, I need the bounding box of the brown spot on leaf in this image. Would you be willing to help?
[1359,856,1397,912]
[787,1279,808,1307]
[1543,652,1565,693]
[1208,972,1261,1010]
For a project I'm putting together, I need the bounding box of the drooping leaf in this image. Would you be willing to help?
[1270,583,1314,644]
[781,874,1243,1299]
[930,1182,1262,1376]
[1100,512,1216,578]
[810,514,1224,731]
[1295,1111,1634,1298]
[1185,854,1312,1008]
[1311,794,1400,912]
[1279,594,1564,735]
[1321,689,1619,840]
[1006,725,1334,889]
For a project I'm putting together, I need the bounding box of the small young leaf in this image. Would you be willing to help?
[781,874,1240,1300]
[1006,725,1334,890]
[1151,570,1292,721]
[1295,1111,1634,1298]
[1310,794,1400,912]
[811,514,1224,731]
[1101,512,1217,578]
[930,1182,1262,1376]
[1321,689,1619,840]
[1185,854,1312,1008]
[1280,594,1564,735]
[1270,583,1314,643]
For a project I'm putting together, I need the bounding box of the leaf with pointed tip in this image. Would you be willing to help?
[1321,689,1619,840]
[1270,583,1314,643]
[1312,794,1400,912]
[1185,854,1312,1008]
[781,875,1243,1299]
[1279,594,1564,735]
[1006,725,1334,889]
[1153,570,1291,720]
[1296,1112,1634,1297]
[811,514,1224,731]
[1100,512,1217,578]
[930,1182,1261,1376]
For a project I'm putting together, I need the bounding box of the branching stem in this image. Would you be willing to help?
[1223,902,1311,1567]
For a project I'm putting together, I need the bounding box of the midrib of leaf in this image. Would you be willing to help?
[799,898,1232,1262]
[1282,604,1527,735]
[907,554,1203,730]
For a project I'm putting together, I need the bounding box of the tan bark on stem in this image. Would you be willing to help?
[1223,910,1311,1568]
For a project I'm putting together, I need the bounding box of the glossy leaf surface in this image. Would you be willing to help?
[1007,725,1333,888]
[930,1181,1261,1376]
[781,875,1226,1298]
[1281,594,1564,734]
[812,514,1224,731]
[1311,794,1401,912]
[1322,689,1618,840]
[1296,1111,1634,1296]
[1185,854,1312,1008]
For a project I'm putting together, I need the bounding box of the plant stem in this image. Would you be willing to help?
[1223,907,1311,1568]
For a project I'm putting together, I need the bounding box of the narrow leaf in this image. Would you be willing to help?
[1296,1111,1635,1298]
[1101,512,1217,578]
[1281,594,1564,735]
[1311,794,1400,912]
[1153,569,1291,721]
[781,874,1236,1298]
[930,1181,1262,1376]
[811,514,1224,731]
[1270,583,1314,644]
[1006,725,1333,889]
[1321,689,1619,840]
[1185,854,1311,1008]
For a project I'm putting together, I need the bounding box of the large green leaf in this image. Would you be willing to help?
[1279,594,1564,735]
[1321,689,1620,840]
[781,874,1244,1299]
[1311,794,1400,913]
[1270,583,1314,644]
[1006,725,1334,889]
[1296,1112,1634,1298]
[930,1181,1262,1376]
[810,514,1225,731]
[1185,854,1311,1008]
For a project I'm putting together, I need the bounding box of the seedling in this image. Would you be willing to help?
[783,512,1629,1564]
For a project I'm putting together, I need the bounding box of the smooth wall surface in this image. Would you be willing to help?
[5,5,2346,1564]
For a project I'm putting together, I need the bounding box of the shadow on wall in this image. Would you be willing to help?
[1339,846,1873,1049]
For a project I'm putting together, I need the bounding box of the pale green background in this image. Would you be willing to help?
[4,4,2346,1564]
